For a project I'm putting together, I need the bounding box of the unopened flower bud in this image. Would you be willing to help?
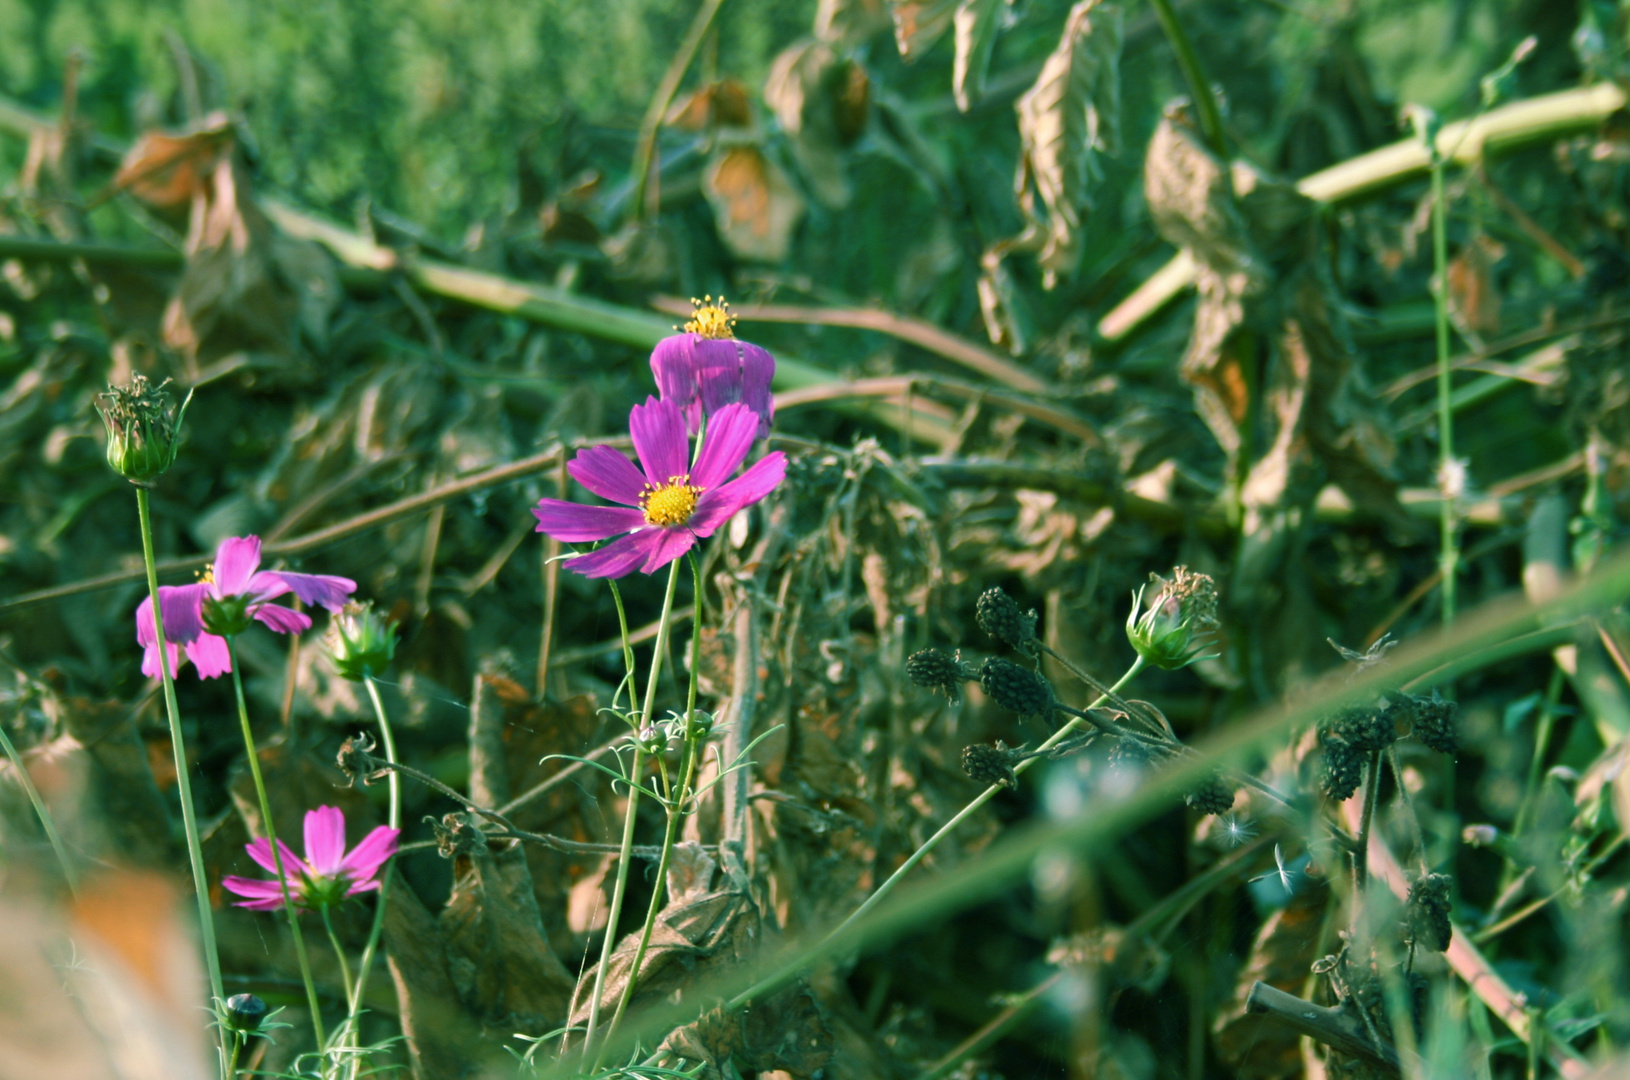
[326,602,398,682]
[97,374,191,487]
[1125,567,1220,671]
[637,724,670,754]
[224,993,268,1033]
[976,588,1038,653]
[907,648,975,702]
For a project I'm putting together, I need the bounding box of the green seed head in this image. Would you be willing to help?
[326,602,398,682]
[97,374,191,487]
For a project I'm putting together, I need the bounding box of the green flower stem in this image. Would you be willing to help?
[1148,0,1226,157]
[0,718,77,896]
[602,555,707,1051]
[321,905,355,1013]
[135,488,225,1015]
[1431,144,1458,627]
[227,638,326,1051]
[729,655,1147,1011]
[344,674,401,1078]
[583,558,683,1061]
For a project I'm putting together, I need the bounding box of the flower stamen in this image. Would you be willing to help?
[683,295,736,340]
[641,475,704,527]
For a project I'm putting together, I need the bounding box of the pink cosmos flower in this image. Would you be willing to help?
[651,297,774,439]
[532,396,785,579]
[222,805,399,914]
[135,535,355,680]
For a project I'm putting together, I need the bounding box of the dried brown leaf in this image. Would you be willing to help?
[703,145,805,262]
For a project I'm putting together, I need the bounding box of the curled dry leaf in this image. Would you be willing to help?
[383,875,498,1080]
[952,0,1004,113]
[703,145,806,262]
[889,0,958,62]
[113,115,235,214]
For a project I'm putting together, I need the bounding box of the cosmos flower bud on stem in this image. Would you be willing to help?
[1125,566,1220,671]
[97,374,193,487]
[223,993,268,1033]
[327,602,399,682]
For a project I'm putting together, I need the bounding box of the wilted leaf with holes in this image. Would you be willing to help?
[889,0,958,60]
[160,147,339,363]
[703,145,805,262]
[440,838,577,1031]
[1015,0,1122,278]
[113,116,235,215]
[765,38,870,206]
[952,0,1004,113]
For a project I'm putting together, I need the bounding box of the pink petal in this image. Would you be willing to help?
[565,532,656,579]
[651,335,701,409]
[345,878,384,897]
[304,806,348,877]
[254,604,312,635]
[688,452,786,535]
[739,342,775,436]
[628,396,689,486]
[186,634,232,679]
[689,403,758,490]
[213,536,263,596]
[532,500,645,543]
[260,571,356,612]
[569,445,649,506]
[221,875,285,899]
[339,826,400,882]
[245,836,306,878]
[137,584,208,648]
[639,526,699,574]
[141,641,185,680]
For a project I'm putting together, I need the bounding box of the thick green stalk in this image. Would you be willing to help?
[227,639,326,1050]
[729,655,1147,1010]
[135,488,225,1011]
[345,674,402,1079]
[602,555,707,1048]
[1431,150,1458,627]
[0,719,77,895]
[1147,0,1226,156]
[584,559,683,1061]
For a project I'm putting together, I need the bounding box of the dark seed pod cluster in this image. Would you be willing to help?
[962,742,1019,788]
[1318,742,1364,801]
[980,657,1054,718]
[1327,705,1396,752]
[1405,872,1454,952]
[1409,693,1458,754]
[907,648,969,702]
[976,587,1038,653]
[1185,773,1236,815]
[1108,736,1154,771]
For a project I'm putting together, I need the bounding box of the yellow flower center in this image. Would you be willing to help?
[641,476,703,527]
[198,564,216,584]
[683,295,736,340]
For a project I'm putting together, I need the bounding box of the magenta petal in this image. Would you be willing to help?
[213,536,263,596]
[533,500,645,543]
[254,604,312,635]
[638,527,698,574]
[566,532,657,579]
[739,342,775,436]
[339,826,400,881]
[186,634,232,679]
[688,452,786,535]
[628,396,689,485]
[345,878,384,896]
[138,585,208,648]
[245,836,306,878]
[689,403,758,490]
[651,335,701,406]
[261,571,356,611]
[221,875,287,900]
[141,641,185,680]
[304,806,348,877]
[569,445,649,506]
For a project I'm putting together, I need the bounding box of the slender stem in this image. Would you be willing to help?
[321,905,356,1012]
[729,656,1147,1010]
[602,555,707,1049]
[227,1033,243,1080]
[629,0,728,220]
[1431,149,1458,627]
[1147,0,1226,156]
[0,719,78,895]
[584,559,683,1062]
[1353,750,1383,912]
[227,639,327,1050]
[607,578,639,708]
[346,675,401,1078]
[136,488,226,1019]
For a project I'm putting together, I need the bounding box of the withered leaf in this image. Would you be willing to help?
[384,875,496,1080]
[952,0,1004,114]
[1213,879,1330,1079]
[703,145,805,263]
[113,117,235,213]
[889,0,957,62]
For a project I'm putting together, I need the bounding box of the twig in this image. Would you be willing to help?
[1246,982,1401,1074]
[630,0,728,220]
[1098,83,1629,343]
